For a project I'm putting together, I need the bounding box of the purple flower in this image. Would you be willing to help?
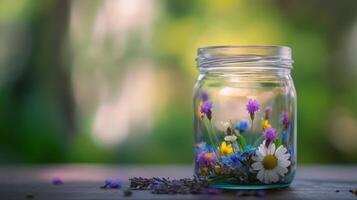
[200,91,209,102]
[104,178,122,189]
[281,112,290,129]
[246,99,260,120]
[52,177,63,185]
[201,188,222,195]
[197,151,217,167]
[264,106,272,119]
[264,128,277,143]
[200,101,213,120]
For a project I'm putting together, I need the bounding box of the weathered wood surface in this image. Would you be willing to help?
[0,165,357,200]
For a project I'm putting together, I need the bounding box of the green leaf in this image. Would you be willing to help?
[275,138,282,147]
[237,135,247,151]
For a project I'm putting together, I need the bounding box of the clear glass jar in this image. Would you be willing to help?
[193,46,296,189]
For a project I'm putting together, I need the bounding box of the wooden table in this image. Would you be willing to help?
[0,165,356,200]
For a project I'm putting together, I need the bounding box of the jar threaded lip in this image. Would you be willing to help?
[196,45,293,70]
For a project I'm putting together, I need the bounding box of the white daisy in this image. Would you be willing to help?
[224,135,237,142]
[251,141,291,184]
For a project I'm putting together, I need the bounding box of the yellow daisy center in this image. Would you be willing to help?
[262,155,278,170]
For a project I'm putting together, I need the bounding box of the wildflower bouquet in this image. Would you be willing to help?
[195,91,295,188]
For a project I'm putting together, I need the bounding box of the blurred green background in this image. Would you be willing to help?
[1,0,357,164]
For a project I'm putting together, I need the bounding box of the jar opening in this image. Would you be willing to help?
[196,45,293,70]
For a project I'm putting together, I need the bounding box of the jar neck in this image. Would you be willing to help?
[200,68,291,78]
[196,46,293,73]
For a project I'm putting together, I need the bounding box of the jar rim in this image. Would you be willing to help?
[196,45,293,70]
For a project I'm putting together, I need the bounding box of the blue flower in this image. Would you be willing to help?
[245,145,253,151]
[282,130,289,143]
[245,145,256,155]
[235,120,250,133]
[195,143,214,155]
[222,156,231,164]
[288,146,295,158]
[222,154,241,168]
[238,152,248,161]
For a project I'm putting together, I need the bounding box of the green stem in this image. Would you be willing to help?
[253,135,264,147]
[209,122,219,145]
[203,119,219,155]
[251,119,254,132]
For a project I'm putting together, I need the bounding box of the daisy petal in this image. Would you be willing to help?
[277,165,288,176]
[264,170,271,184]
[280,153,290,160]
[269,143,276,155]
[258,145,266,157]
[252,162,263,170]
[257,169,265,182]
[256,151,265,160]
[270,169,280,183]
[279,159,291,168]
[275,146,287,157]
[252,156,260,162]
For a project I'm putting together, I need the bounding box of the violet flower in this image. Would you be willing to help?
[200,101,213,120]
[102,178,122,189]
[264,128,277,145]
[281,112,290,130]
[52,177,63,185]
[197,151,217,167]
[246,99,260,121]
[200,91,209,102]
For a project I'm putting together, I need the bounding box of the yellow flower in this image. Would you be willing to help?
[197,101,204,119]
[220,141,233,156]
[261,119,272,130]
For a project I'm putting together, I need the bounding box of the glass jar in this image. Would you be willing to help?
[193,46,296,190]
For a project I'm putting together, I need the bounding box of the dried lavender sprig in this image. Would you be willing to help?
[129,177,155,190]
[129,176,209,194]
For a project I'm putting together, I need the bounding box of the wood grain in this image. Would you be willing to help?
[0,165,356,200]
